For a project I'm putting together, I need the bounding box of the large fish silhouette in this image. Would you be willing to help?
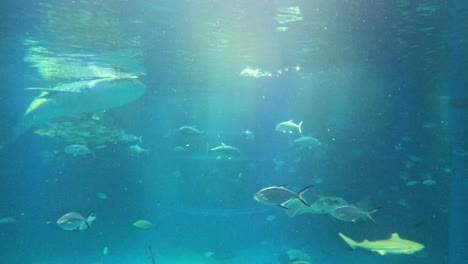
[11,77,145,140]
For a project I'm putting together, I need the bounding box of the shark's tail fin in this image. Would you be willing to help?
[339,232,357,250]
[297,121,303,134]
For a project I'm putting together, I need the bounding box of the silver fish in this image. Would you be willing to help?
[129,144,148,155]
[177,126,204,135]
[119,133,142,143]
[242,129,255,141]
[284,196,349,217]
[293,136,321,149]
[330,205,377,223]
[275,120,302,134]
[64,144,93,157]
[253,185,312,208]
[57,211,96,231]
[210,143,240,158]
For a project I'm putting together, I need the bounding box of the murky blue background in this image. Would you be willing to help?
[0,1,467,263]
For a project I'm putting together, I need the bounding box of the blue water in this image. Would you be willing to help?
[1,0,467,263]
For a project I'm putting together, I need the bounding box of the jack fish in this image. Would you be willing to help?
[331,205,377,223]
[254,185,312,208]
[210,143,240,158]
[275,120,303,134]
[64,144,93,157]
[178,126,204,135]
[293,136,321,149]
[57,211,96,231]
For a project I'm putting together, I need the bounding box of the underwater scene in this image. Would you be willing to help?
[0,0,467,263]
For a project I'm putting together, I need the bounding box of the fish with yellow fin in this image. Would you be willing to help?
[338,232,424,255]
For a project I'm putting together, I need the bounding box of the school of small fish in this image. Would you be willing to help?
[15,116,428,259]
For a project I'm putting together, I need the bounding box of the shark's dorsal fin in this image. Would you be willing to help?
[390,233,401,240]
[221,143,226,146]
[376,250,387,255]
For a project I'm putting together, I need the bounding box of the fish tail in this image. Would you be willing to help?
[85,210,95,228]
[297,185,313,206]
[298,121,303,134]
[338,232,357,249]
[367,209,378,224]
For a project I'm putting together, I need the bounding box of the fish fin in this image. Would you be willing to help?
[376,250,387,255]
[297,185,313,206]
[25,87,50,91]
[25,87,81,93]
[221,143,226,146]
[367,212,377,224]
[25,87,65,93]
[85,211,95,229]
[338,233,357,249]
[85,210,95,218]
[298,121,303,134]
[279,198,294,209]
[390,233,401,240]
[285,208,298,217]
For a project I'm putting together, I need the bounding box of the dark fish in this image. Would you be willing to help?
[253,185,313,208]
[330,205,377,223]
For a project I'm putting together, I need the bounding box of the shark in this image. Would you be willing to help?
[338,232,425,255]
[11,77,146,141]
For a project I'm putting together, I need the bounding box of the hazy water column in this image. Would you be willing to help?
[448,1,468,263]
